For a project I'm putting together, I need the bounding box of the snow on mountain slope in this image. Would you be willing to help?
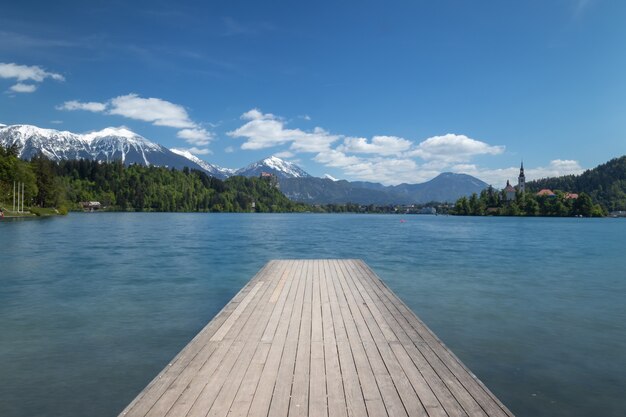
[0,124,92,160]
[170,148,235,177]
[0,124,229,177]
[235,156,311,179]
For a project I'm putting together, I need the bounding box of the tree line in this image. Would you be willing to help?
[1,147,307,213]
[527,156,626,212]
[454,186,605,217]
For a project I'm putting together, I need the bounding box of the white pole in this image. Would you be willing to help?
[22,182,25,212]
[13,181,16,211]
[18,182,21,213]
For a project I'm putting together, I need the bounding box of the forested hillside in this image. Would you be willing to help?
[452,155,626,217]
[527,156,626,211]
[0,145,306,213]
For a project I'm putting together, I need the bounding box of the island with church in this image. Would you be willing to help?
[453,162,606,217]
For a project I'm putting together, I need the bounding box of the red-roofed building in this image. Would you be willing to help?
[536,189,556,197]
[564,193,579,199]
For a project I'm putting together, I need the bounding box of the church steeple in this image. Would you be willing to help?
[518,160,526,193]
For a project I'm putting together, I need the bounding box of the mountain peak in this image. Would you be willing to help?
[82,126,141,142]
[235,156,311,178]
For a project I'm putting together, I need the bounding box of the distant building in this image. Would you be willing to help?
[518,161,525,193]
[259,172,279,188]
[81,201,102,212]
[564,193,579,200]
[503,162,525,201]
[504,180,516,201]
[536,189,556,197]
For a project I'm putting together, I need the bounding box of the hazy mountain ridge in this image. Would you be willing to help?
[279,173,489,204]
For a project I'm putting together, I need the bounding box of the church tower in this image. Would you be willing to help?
[518,161,526,193]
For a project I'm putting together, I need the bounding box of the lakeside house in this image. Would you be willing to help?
[80,201,102,212]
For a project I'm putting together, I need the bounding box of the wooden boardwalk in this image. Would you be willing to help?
[119,260,514,417]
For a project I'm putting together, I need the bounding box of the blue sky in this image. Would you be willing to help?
[1,0,625,185]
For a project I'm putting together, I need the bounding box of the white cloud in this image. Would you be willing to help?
[313,150,429,184]
[176,128,213,146]
[224,146,235,153]
[59,95,195,128]
[57,94,213,150]
[407,133,504,162]
[0,62,64,82]
[241,108,273,121]
[109,94,195,128]
[274,150,295,158]
[228,108,341,152]
[339,135,412,156]
[9,83,37,93]
[57,100,107,112]
[229,108,512,185]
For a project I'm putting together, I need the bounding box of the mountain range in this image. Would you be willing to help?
[0,123,488,204]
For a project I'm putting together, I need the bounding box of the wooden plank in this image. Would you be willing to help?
[230,260,297,417]
[161,261,286,417]
[353,260,513,417]
[319,259,348,417]
[205,261,294,417]
[119,262,274,417]
[340,261,447,417]
[246,260,303,417]
[345,260,471,417]
[309,260,328,417]
[328,261,372,416]
[210,280,265,342]
[119,259,515,417]
[266,259,308,417]
[333,260,414,417]
[288,259,314,417]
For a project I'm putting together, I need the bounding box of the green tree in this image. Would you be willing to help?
[573,193,593,217]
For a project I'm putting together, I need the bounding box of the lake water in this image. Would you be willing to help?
[1,213,625,417]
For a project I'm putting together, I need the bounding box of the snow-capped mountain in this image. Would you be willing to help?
[170,148,236,178]
[235,156,311,179]
[0,124,231,178]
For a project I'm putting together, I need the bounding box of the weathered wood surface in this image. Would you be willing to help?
[119,259,514,417]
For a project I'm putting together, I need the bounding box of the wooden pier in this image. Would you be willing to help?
[119,259,514,417]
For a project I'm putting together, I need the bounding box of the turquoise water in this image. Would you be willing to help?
[1,213,625,417]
